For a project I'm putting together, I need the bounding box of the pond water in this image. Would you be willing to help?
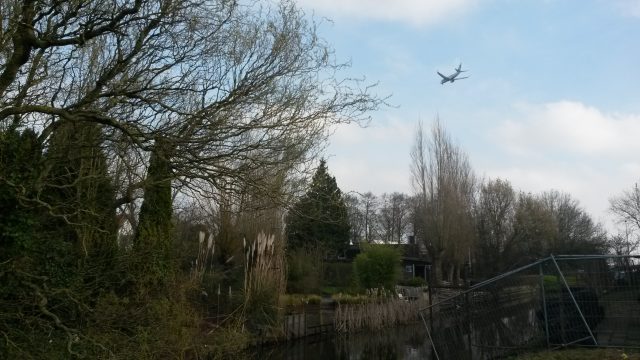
[247,322,432,360]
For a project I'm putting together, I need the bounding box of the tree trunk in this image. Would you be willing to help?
[432,256,443,286]
[446,262,455,283]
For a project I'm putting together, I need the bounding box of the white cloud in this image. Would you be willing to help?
[488,100,640,232]
[326,116,415,194]
[329,156,410,195]
[295,0,479,26]
[330,116,414,147]
[497,101,640,157]
[486,163,619,230]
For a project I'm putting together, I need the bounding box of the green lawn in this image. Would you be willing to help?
[514,348,640,360]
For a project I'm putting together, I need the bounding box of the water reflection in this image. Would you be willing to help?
[429,296,542,360]
[249,322,431,360]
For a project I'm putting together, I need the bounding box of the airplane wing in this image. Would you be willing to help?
[437,71,448,80]
[456,76,470,80]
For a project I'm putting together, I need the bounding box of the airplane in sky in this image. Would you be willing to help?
[437,64,469,84]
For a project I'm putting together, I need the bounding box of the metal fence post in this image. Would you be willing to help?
[466,290,473,360]
[420,311,441,360]
[539,262,550,349]
[549,254,598,346]
[428,265,435,336]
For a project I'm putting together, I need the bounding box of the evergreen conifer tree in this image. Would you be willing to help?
[286,160,350,255]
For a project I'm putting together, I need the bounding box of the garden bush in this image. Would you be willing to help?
[353,245,401,291]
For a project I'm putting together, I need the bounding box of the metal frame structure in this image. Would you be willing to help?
[420,254,640,360]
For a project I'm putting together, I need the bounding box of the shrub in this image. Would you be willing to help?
[320,286,339,296]
[287,247,323,294]
[305,294,322,305]
[202,325,251,359]
[324,262,353,288]
[543,275,579,294]
[399,277,426,287]
[279,294,304,307]
[353,244,401,291]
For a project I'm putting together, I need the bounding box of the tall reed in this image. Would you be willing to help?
[191,230,215,282]
[242,231,286,329]
[334,296,429,333]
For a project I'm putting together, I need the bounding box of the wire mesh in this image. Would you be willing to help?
[553,255,640,348]
[420,255,640,360]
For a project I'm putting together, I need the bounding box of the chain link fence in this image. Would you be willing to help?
[420,255,640,360]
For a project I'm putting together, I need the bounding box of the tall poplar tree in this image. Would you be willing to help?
[410,119,475,284]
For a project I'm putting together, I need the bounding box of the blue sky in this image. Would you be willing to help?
[294,0,640,232]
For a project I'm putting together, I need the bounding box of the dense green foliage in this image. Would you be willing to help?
[286,160,350,255]
[286,247,323,293]
[45,122,118,260]
[0,126,125,359]
[398,276,426,287]
[353,244,401,290]
[324,262,354,290]
[0,129,42,256]
[134,138,175,286]
[0,127,248,359]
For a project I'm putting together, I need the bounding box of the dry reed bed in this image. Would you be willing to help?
[334,297,429,332]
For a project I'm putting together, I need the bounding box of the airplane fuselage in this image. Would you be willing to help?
[437,64,468,84]
[440,70,462,84]
[440,71,460,84]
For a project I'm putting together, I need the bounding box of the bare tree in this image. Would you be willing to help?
[511,192,557,261]
[610,183,640,252]
[410,119,475,284]
[344,193,364,245]
[541,190,606,254]
[508,190,605,268]
[609,226,639,256]
[343,192,379,244]
[360,191,379,243]
[0,0,381,213]
[379,192,410,244]
[474,178,516,277]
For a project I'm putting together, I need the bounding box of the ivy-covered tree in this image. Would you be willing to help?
[0,129,43,259]
[44,122,118,261]
[1,123,121,357]
[286,160,350,255]
[134,137,174,285]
